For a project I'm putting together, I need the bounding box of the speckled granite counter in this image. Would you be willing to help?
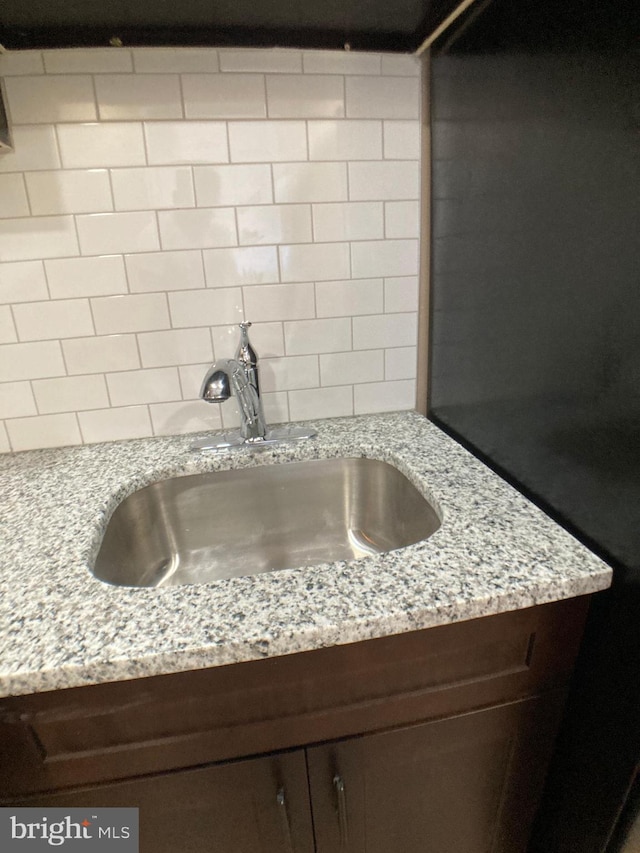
[0,411,611,698]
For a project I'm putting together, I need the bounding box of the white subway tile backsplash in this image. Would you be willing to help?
[0,341,66,381]
[219,50,302,74]
[45,255,128,299]
[126,250,205,292]
[138,328,213,368]
[62,334,140,375]
[280,242,350,283]
[229,121,307,163]
[0,126,60,173]
[194,165,273,207]
[351,239,419,278]
[0,261,48,304]
[107,367,182,406]
[168,288,244,328]
[211,321,284,358]
[0,381,37,418]
[346,76,420,119]
[320,350,384,386]
[312,202,383,242]
[273,162,347,203]
[349,161,420,201]
[353,312,418,350]
[203,246,279,287]
[13,299,94,341]
[383,121,421,159]
[183,74,266,119]
[4,76,97,124]
[133,48,219,74]
[7,413,82,451]
[0,50,44,76]
[159,208,237,250]
[308,121,382,161]
[149,400,222,436]
[289,385,353,420]
[0,216,79,262]
[145,121,229,165]
[0,175,29,219]
[78,405,153,443]
[385,201,420,238]
[384,276,419,312]
[43,49,133,74]
[95,74,182,120]
[0,423,8,453]
[77,212,160,255]
[237,205,312,245]
[32,374,110,414]
[0,306,17,343]
[381,55,421,77]
[178,363,212,398]
[315,278,383,318]
[284,317,351,355]
[354,379,415,414]
[26,170,113,215]
[91,293,170,335]
[385,346,417,380]
[303,51,381,75]
[111,167,195,211]
[259,355,319,392]
[243,283,315,322]
[266,75,344,118]
[57,123,146,168]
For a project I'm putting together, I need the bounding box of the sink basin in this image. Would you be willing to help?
[92,457,441,587]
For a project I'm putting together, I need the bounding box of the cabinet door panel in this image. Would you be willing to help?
[21,751,314,853]
[307,693,565,853]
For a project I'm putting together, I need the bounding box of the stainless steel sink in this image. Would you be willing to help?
[92,457,441,588]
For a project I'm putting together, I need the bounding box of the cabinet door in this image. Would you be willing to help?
[307,693,565,853]
[22,750,314,853]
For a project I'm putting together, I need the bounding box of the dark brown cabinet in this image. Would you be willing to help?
[0,597,592,853]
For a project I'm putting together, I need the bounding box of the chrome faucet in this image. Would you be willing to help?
[191,322,316,453]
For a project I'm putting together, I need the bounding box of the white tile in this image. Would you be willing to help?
[349,161,420,201]
[0,216,78,262]
[133,48,219,73]
[111,167,195,211]
[194,165,272,207]
[91,293,170,335]
[237,205,311,245]
[149,400,222,436]
[7,413,82,451]
[346,76,420,119]
[137,328,213,368]
[353,312,418,350]
[259,355,319,392]
[351,239,419,278]
[384,120,421,159]
[32,374,109,414]
[13,299,93,341]
[183,74,266,119]
[354,379,415,414]
[43,49,133,74]
[243,283,315,322]
[312,202,383,242]
[385,346,417,380]
[77,211,160,255]
[145,121,228,165]
[26,170,112,215]
[178,363,213,399]
[308,120,382,160]
[303,51,381,75]
[96,74,182,120]
[0,261,48,304]
[0,381,37,418]
[289,385,352,420]
[228,121,307,163]
[203,246,279,287]
[211,321,284,359]
[273,163,347,203]
[107,367,181,406]
[0,423,9,453]
[4,76,97,124]
[78,405,152,444]
[57,123,146,168]
[384,276,419,312]
[62,334,140,375]
[320,350,383,386]
[168,288,244,328]
[315,278,383,318]
[381,55,421,76]
[45,255,128,299]
[0,341,66,381]
[266,75,344,118]
[126,250,205,292]
[284,318,351,355]
[158,208,237,250]
[261,391,290,425]
[280,242,350,282]
[0,126,60,172]
[0,51,44,76]
[385,201,420,238]
[219,50,301,73]
[0,175,29,218]
[0,306,17,343]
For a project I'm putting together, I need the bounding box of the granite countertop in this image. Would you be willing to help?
[0,411,611,699]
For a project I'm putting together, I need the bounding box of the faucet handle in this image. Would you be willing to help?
[236,321,259,391]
